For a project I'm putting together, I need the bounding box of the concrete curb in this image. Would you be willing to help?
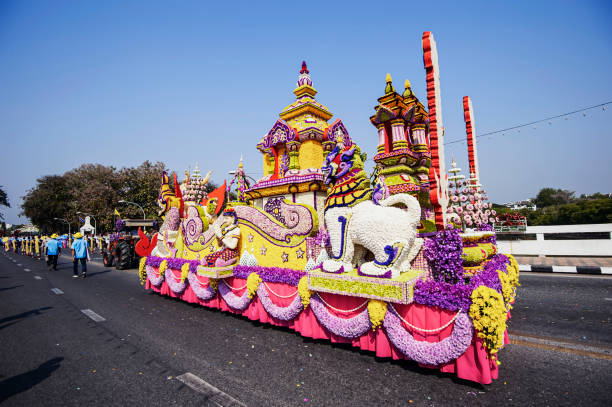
[519,264,612,275]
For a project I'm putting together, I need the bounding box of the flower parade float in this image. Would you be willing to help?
[137,33,519,384]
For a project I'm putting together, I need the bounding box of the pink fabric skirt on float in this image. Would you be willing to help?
[147,272,501,384]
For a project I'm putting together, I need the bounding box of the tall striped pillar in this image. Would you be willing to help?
[391,119,407,150]
[377,124,386,153]
[463,96,480,186]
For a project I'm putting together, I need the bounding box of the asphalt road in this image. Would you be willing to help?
[1,251,611,406]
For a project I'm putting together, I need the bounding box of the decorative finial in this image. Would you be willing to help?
[239,154,244,168]
[385,73,394,93]
[297,60,312,87]
[402,79,413,98]
[451,156,456,168]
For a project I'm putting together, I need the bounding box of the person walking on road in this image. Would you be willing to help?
[71,232,89,278]
[45,234,61,271]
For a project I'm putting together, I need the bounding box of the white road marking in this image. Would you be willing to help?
[24,268,31,272]
[605,298,612,301]
[81,309,106,322]
[51,288,64,295]
[34,276,42,280]
[176,373,246,407]
[552,265,578,273]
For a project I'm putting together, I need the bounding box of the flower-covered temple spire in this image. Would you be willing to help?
[385,73,395,94]
[297,61,312,87]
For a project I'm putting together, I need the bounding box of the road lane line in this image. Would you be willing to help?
[51,288,64,295]
[34,276,42,280]
[176,373,246,407]
[24,268,31,272]
[81,309,106,322]
[605,298,612,301]
[509,333,612,360]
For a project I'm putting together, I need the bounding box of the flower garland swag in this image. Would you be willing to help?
[309,294,371,339]
[218,278,252,311]
[165,266,187,294]
[383,305,474,366]
[146,265,165,287]
[256,284,304,321]
[187,272,217,301]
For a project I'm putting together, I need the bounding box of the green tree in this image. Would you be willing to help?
[0,186,9,221]
[63,164,122,232]
[21,176,72,233]
[117,161,168,222]
[21,161,169,234]
[533,188,576,208]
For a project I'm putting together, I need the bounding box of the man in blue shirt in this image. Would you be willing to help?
[71,232,89,278]
[45,234,61,271]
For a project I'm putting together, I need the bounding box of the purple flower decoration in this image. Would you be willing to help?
[413,280,473,312]
[309,294,371,338]
[166,207,180,231]
[115,219,125,232]
[218,281,251,311]
[424,229,464,284]
[166,268,187,293]
[146,256,164,267]
[383,307,473,366]
[182,206,204,246]
[257,284,303,321]
[187,273,216,300]
[146,265,164,286]
[233,265,306,287]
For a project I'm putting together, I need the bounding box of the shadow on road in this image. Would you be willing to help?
[0,307,53,330]
[86,269,113,278]
[0,357,63,403]
[0,285,24,292]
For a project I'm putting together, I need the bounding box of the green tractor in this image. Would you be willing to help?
[102,219,156,270]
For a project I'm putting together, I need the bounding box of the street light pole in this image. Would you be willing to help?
[77,211,97,236]
[118,200,145,219]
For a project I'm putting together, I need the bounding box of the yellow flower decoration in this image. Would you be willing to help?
[138,257,147,286]
[497,255,521,309]
[209,278,218,291]
[180,263,190,283]
[158,260,168,278]
[297,276,312,308]
[367,299,387,330]
[469,285,507,362]
[246,272,262,299]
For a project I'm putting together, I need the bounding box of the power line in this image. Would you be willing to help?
[444,101,611,146]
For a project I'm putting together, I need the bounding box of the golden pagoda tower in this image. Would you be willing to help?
[247,62,351,221]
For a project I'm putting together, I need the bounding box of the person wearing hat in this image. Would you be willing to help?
[45,234,61,271]
[71,232,89,278]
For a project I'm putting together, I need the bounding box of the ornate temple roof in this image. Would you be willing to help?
[370,75,428,126]
[257,62,340,154]
[279,61,333,123]
[250,62,350,197]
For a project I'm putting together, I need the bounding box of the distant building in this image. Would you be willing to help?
[505,200,537,211]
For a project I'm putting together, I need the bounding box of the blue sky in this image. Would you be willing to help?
[1,0,611,224]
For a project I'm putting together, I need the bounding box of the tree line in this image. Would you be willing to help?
[20,161,171,234]
[495,188,612,226]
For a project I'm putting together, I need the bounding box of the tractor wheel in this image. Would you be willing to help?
[103,251,114,267]
[115,241,132,270]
